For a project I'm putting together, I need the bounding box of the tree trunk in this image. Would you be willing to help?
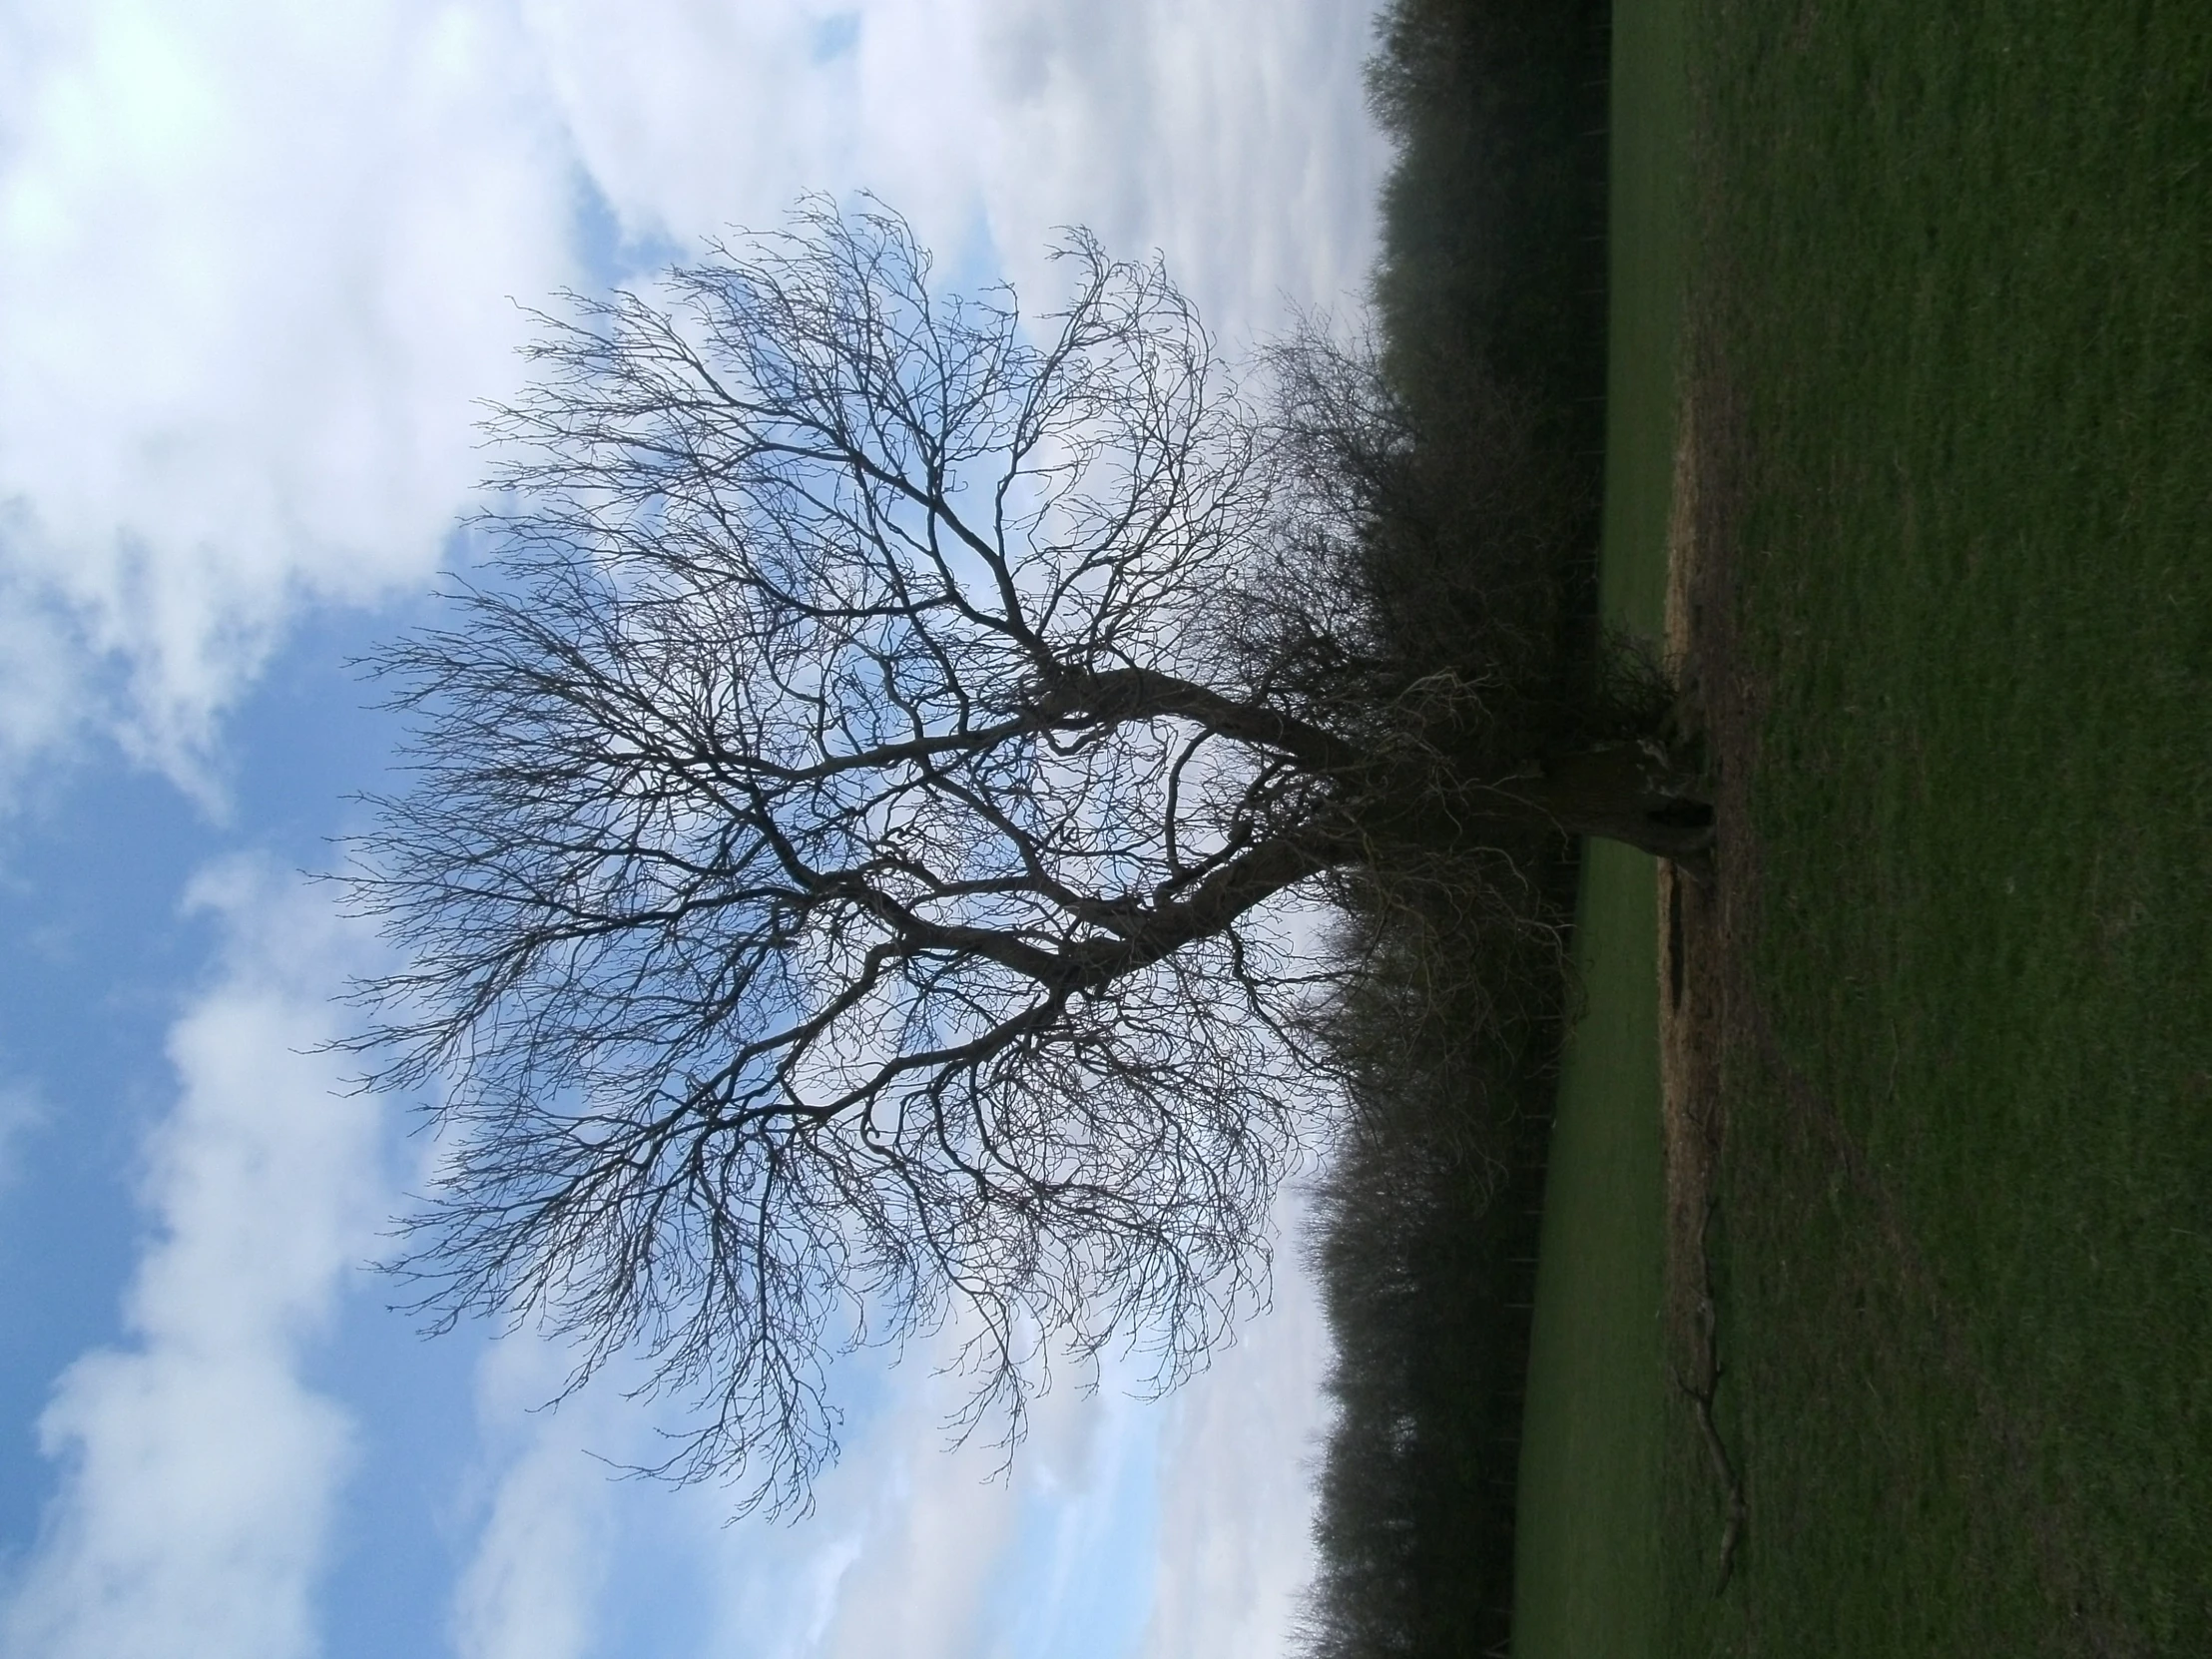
[1503,742,1714,866]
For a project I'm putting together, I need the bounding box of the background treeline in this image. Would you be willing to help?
[1297,3,1612,1657]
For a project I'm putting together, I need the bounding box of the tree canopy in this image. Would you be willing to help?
[343,200,1705,1513]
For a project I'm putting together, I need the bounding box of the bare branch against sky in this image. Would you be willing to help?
[344,202,1354,1515]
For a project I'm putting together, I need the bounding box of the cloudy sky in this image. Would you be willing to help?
[0,3,1388,1656]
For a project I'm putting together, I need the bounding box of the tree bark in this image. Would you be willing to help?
[1502,743,1714,864]
[1046,672,1712,867]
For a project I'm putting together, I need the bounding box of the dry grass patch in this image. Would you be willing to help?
[1656,378,1753,1591]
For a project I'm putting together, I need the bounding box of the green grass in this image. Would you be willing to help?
[1328,0,2210,1649]
[1521,1,2211,1653]
[1513,841,1667,1659]
[1510,1,1691,1652]
[1657,1,2212,1653]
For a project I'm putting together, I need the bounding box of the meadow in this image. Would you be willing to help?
[1312,1,2211,1655]
[1652,0,2212,1652]
[1508,0,1685,1651]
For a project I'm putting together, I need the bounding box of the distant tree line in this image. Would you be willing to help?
[1295,2,1614,1657]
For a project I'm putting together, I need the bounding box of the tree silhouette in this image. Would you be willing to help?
[342,200,1707,1513]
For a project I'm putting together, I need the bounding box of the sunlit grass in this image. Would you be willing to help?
[1508,0,1685,1652]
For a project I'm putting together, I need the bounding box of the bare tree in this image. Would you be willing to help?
[342,199,1706,1514]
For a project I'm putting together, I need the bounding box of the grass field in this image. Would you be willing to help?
[1666,0,2212,1652]
[1521,1,2212,1655]
[1512,839,1667,1659]
[1509,0,1689,1652]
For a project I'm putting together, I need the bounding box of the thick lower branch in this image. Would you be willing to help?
[1344,741,1712,864]
[1041,668,1367,773]
[1064,829,1357,988]
[1042,675,1710,863]
[1498,743,1715,862]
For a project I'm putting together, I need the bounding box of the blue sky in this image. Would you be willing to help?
[0,3,1385,1654]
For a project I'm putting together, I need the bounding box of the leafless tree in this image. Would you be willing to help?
[342,199,1707,1514]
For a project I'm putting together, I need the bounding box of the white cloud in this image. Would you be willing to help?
[1,0,1379,1650]
[560,1201,1323,1659]
[961,0,1384,340]
[0,862,384,1659]
[0,0,1382,800]
[447,1324,1061,1659]
[449,1338,616,1659]
[797,1376,1103,1659]
[527,0,1385,346]
[1138,1193,1334,1659]
[0,0,577,792]
[447,1305,1190,1659]
[722,1356,1152,1659]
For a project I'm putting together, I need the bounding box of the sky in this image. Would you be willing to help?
[0,4,1388,1656]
